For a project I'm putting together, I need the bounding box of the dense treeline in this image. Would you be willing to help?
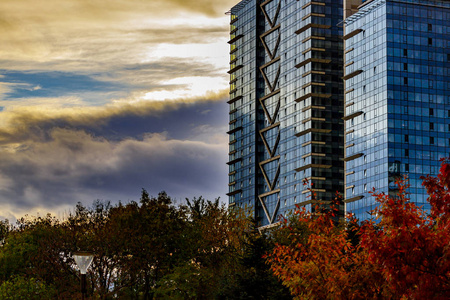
[2,160,450,299]
[0,191,290,299]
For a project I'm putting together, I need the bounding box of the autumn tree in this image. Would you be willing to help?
[268,160,450,299]
[266,198,387,300]
[62,200,124,299]
[360,159,450,299]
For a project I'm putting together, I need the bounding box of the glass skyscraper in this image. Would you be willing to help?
[228,0,344,228]
[229,0,449,225]
[343,0,450,220]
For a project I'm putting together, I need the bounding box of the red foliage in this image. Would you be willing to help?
[268,160,450,299]
[361,160,450,299]
[266,194,386,299]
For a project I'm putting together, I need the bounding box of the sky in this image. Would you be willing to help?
[0,0,238,221]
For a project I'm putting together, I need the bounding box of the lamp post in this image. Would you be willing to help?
[73,251,94,300]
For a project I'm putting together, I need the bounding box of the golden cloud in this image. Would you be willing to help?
[0,89,228,145]
[0,0,233,76]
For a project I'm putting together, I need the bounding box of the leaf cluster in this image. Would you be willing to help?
[267,160,450,299]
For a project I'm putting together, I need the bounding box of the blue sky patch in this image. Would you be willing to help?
[1,70,129,102]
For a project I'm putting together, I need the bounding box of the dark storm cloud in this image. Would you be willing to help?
[0,130,227,209]
[0,97,228,217]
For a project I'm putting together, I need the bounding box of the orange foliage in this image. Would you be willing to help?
[267,160,450,299]
[361,160,450,299]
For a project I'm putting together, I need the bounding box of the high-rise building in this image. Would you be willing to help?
[228,0,450,225]
[227,0,345,228]
[343,0,450,220]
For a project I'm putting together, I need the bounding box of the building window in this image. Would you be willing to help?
[404,77,408,85]
[403,49,407,56]
[430,108,434,116]
[405,135,409,143]
[405,164,409,172]
[428,38,432,45]
[430,123,434,130]
[405,149,409,157]
[430,137,435,145]
[428,24,432,31]
[403,63,408,71]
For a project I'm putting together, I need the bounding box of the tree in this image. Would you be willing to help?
[360,159,450,299]
[0,214,79,298]
[109,190,188,299]
[0,276,56,300]
[153,197,251,299]
[266,199,387,300]
[216,219,292,300]
[62,200,123,299]
[268,159,450,299]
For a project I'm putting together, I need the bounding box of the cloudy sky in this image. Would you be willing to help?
[0,0,238,220]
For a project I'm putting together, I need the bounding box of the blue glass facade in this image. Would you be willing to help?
[344,0,450,220]
[229,0,344,228]
[227,0,259,218]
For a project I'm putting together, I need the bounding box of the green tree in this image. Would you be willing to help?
[0,214,78,298]
[0,276,56,300]
[110,190,188,299]
[217,219,292,300]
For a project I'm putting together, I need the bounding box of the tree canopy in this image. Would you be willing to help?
[2,160,450,299]
[267,159,450,299]
[0,191,288,299]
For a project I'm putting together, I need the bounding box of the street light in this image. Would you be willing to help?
[73,251,94,300]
